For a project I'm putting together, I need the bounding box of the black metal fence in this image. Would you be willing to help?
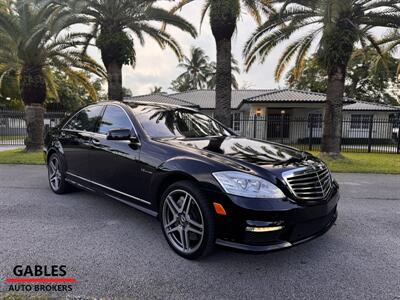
[0,110,68,146]
[1,110,400,154]
[232,115,400,154]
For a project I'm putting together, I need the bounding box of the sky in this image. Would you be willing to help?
[84,1,395,97]
[86,1,290,96]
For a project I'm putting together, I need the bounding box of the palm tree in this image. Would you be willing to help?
[244,0,400,156]
[68,0,197,101]
[170,76,192,92]
[176,46,211,90]
[0,0,105,151]
[150,86,163,94]
[168,0,272,127]
[207,57,240,90]
[286,50,399,104]
[122,87,133,97]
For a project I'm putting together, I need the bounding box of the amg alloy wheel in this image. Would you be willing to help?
[49,156,62,191]
[47,153,72,194]
[161,181,215,259]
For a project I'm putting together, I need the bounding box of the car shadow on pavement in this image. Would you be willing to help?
[67,188,340,264]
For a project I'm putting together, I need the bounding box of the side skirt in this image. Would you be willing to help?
[65,177,158,218]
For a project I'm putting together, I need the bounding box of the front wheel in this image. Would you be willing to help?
[160,181,216,259]
[47,153,72,194]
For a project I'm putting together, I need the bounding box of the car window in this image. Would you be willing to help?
[97,105,133,135]
[130,104,233,138]
[64,105,104,132]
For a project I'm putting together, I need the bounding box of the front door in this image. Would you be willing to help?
[60,105,104,179]
[89,105,145,201]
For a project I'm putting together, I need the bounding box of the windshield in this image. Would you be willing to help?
[130,104,234,138]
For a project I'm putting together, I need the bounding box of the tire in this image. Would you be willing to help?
[47,152,72,194]
[160,180,216,259]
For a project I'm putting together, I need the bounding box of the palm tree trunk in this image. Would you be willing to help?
[214,37,232,127]
[20,65,47,151]
[321,66,346,156]
[106,61,123,101]
[209,0,237,128]
[25,105,45,151]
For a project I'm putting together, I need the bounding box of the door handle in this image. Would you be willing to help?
[92,139,100,146]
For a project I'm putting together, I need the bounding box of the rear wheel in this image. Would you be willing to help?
[47,153,72,194]
[160,181,216,259]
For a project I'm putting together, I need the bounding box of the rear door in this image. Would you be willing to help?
[60,105,104,179]
[89,105,146,201]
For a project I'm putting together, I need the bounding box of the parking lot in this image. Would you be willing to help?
[0,165,399,299]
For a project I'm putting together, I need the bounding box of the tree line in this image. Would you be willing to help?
[0,0,399,157]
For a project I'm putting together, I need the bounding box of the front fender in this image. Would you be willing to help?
[44,133,65,164]
[159,156,218,178]
[147,156,224,208]
[159,156,226,191]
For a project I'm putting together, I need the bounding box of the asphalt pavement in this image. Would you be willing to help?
[0,165,399,299]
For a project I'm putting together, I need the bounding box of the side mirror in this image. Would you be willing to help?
[107,128,138,143]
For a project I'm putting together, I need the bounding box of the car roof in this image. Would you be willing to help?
[122,100,198,112]
[86,101,199,114]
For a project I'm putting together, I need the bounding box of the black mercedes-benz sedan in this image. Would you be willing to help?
[44,101,339,259]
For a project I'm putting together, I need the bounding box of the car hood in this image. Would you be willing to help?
[157,136,320,172]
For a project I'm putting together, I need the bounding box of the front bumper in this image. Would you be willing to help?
[202,186,340,252]
[216,209,337,252]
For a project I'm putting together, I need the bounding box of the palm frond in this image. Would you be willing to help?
[146,6,197,38]
[244,0,400,83]
[242,0,268,25]
[0,0,105,105]
[42,66,59,100]
[199,0,211,32]
[63,68,98,100]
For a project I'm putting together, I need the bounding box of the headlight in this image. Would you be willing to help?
[212,171,285,199]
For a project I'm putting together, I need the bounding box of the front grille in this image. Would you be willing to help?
[283,165,333,201]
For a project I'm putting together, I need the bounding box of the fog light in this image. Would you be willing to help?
[245,226,284,233]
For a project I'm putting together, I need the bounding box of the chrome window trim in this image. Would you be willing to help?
[105,104,140,143]
[66,172,151,205]
[61,104,106,132]
[61,103,141,145]
[127,102,237,139]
